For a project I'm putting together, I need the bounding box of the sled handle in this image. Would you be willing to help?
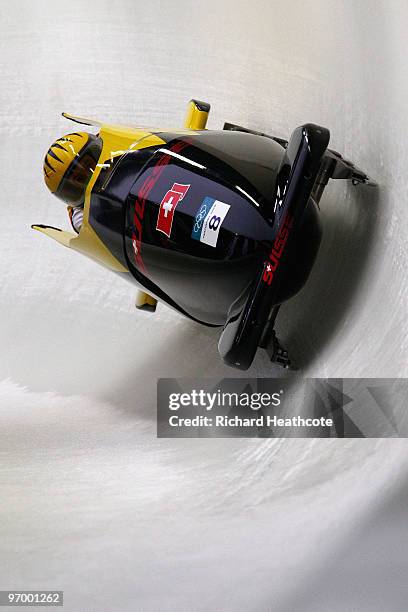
[184,99,210,130]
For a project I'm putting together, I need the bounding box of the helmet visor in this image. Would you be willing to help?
[56,136,102,205]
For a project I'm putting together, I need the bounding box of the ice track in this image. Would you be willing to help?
[1,1,407,610]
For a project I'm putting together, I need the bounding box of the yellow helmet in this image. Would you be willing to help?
[43,132,102,205]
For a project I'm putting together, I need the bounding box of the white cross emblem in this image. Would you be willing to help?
[162,195,174,217]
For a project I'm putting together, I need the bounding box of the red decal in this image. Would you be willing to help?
[132,141,189,272]
[262,213,294,285]
[156,182,190,237]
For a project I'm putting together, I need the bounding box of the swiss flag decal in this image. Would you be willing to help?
[156,182,190,237]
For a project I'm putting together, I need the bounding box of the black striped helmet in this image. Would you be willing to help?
[43,132,102,205]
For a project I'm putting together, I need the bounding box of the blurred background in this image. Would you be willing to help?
[0,1,407,610]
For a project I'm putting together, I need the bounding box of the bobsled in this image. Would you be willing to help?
[33,100,374,369]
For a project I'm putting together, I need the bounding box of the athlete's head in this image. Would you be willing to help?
[43,132,102,205]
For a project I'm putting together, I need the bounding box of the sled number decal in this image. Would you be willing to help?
[156,182,190,237]
[191,197,230,247]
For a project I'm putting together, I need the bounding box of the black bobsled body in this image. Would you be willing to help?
[89,130,322,327]
[34,100,374,370]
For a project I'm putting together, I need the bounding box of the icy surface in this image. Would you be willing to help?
[0,1,407,610]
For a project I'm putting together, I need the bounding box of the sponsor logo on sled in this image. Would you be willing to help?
[156,182,190,237]
[262,213,294,285]
[191,197,230,247]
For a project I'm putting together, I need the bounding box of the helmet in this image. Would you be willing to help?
[43,132,102,205]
